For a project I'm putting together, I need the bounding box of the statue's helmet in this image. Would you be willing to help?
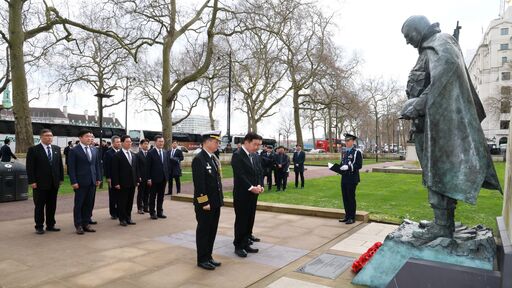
[402,15,431,48]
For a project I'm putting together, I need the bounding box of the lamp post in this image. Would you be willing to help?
[124,77,136,133]
[227,51,232,139]
[94,93,114,154]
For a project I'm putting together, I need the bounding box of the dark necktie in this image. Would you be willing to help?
[85,146,91,161]
[143,151,147,157]
[46,146,52,162]
[126,151,132,165]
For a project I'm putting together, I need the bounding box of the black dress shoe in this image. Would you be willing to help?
[76,226,84,235]
[245,245,259,253]
[127,220,136,225]
[234,248,247,257]
[89,220,98,225]
[111,216,118,220]
[143,208,149,213]
[339,218,348,222]
[249,235,260,242]
[150,214,158,220]
[209,259,221,267]
[248,239,253,245]
[46,227,60,232]
[197,261,215,270]
[83,225,96,232]
[157,214,167,219]
[119,221,128,227]
[137,210,144,215]
[345,219,355,224]
[35,228,45,234]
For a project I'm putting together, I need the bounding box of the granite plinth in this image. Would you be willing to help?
[352,220,496,288]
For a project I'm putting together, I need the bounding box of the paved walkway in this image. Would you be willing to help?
[0,161,405,222]
[0,198,398,287]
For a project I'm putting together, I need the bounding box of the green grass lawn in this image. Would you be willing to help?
[225,163,505,232]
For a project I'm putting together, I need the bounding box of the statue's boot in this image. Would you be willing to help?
[412,208,454,241]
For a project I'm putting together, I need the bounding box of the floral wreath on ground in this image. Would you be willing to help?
[351,242,382,273]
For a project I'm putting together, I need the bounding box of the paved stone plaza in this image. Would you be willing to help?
[0,198,396,287]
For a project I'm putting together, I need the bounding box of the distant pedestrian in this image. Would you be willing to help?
[292,144,305,189]
[0,138,17,162]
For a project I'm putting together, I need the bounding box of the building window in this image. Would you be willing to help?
[503,72,511,80]
[501,99,511,113]
[503,56,508,65]
[502,86,511,95]
[501,43,509,50]
[501,120,510,130]
[502,28,510,35]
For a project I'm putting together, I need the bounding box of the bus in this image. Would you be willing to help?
[315,138,343,152]
[0,120,125,151]
[220,135,277,152]
[128,129,202,151]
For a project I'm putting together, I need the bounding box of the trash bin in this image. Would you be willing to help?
[0,161,28,202]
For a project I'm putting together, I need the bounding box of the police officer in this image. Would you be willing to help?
[338,134,363,224]
[192,130,224,270]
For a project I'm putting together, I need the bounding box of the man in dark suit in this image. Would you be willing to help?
[111,135,139,226]
[26,129,64,234]
[147,135,169,219]
[192,130,224,270]
[292,144,306,189]
[68,129,102,235]
[274,146,290,191]
[231,132,263,258]
[248,149,264,245]
[337,134,363,225]
[260,145,275,191]
[63,141,73,169]
[104,136,121,220]
[136,138,150,214]
[167,140,184,195]
[0,138,17,162]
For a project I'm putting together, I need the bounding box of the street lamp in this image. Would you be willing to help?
[227,51,232,139]
[94,93,114,153]
[124,77,136,133]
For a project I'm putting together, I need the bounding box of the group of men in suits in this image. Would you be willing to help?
[26,127,186,234]
[259,144,306,192]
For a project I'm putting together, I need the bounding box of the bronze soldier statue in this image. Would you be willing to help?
[400,15,502,241]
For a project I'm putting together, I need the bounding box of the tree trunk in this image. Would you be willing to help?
[161,38,173,149]
[292,88,302,146]
[208,101,215,130]
[9,0,33,153]
[311,119,316,147]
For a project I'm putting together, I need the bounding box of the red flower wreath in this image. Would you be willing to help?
[351,242,382,273]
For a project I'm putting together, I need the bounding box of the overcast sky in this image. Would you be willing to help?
[30,0,504,140]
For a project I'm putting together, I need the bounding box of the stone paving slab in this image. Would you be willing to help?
[0,199,357,288]
[330,223,397,254]
[266,277,331,288]
[156,230,310,268]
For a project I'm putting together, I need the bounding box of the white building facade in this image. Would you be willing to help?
[173,115,219,134]
[468,6,512,147]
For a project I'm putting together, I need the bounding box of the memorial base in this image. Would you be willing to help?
[352,220,496,288]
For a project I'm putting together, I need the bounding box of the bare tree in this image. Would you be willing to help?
[278,112,295,148]
[132,57,201,126]
[359,77,399,160]
[113,0,226,148]
[258,0,333,147]
[0,46,9,97]
[1,0,149,152]
[229,20,291,133]
[49,7,134,124]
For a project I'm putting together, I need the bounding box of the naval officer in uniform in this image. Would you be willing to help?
[192,130,224,270]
